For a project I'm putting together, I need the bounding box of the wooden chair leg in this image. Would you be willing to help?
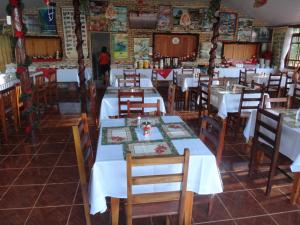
[249,146,258,178]
[111,198,120,225]
[291,172,300,204]
[1,113,8,142]
[266,151,279,196]
[208,195,214,216]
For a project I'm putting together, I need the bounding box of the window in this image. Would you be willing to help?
[286,29,300,68]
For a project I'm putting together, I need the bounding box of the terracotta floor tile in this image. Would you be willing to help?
[272,211,300,225]
[10,144,41,155]
[0,186,8,198]
[250,187,300,213]
[0,209,31,225]
[197,220,236,225]
[222,172,244,192]
[46,134,71,143]
[26,206,71,225]
[0,169,22,186]
[218,191,266,218]
[0,185,43,209]
[0,155,32,169]
[48,166,79,183]
[220,155,249,173]
[37,143,66,154]
[56,152,77,166]
[36,183,77,206]
[0,144,18,155]
[14,168,53,185]
[27,154,59,168]
[235,215,277,225]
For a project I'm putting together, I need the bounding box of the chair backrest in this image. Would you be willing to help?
[197,73,211,87]
[167,84,175,114]
[266,73,282,96]
[293,81,300,107]
[127,99,160,117]
[238,70,247,86]
[198,82,211,116]
[48,71,57,84]
[88,81,98,127]
[253,108,283,156]
[118,89,144,117]
[263,95,291,109]
[199,116,226,166]
[213,70,220,78]
[151,69,158,87]
[212,77,227,86]
[284,73,293,96]
[72,113,94,225]
[238,88,264,115]
[119,73,140,87]
[0,85,17,111]
[35,74,46,88]
[182,68,194,75]
[173,71,178,85]
[245,68,257,74]
[251,80,265,92]
[126,149,190,225]
[124,69,136,75]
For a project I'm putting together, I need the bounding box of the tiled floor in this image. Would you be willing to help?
[0,85,300,225]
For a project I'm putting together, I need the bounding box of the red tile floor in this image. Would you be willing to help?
[0,85,300,225]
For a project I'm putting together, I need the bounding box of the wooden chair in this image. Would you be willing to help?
[151,69,158,88]
[182,68,194,75]
[245,68,257,74]
[266,73,283,97]
[292,81,300,107]
[127,99,160,117]
[263,95,292,109]
[238,70,248,86]
[123,69,136,75]
[118,89,144,117]
[124,73,141,87]
[47,71,58,104]
[228,88,263,135]
[89,81,98,127]
[0,86,19,142]
[72,113,94,225]
[251,80,265,92]
[283,72,293,96]
[198,82,213,117]
[173,71,184,110]
[249,108,284,195]
[126,148,190,225]
[15,83,23,127]
[34,74,47,107]
[212,76,227,86]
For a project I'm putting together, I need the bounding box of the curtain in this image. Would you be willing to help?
[0,35,12,72]
[280,28,293,70]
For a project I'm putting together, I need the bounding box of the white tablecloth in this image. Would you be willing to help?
[110,69,153,85]
[89,116,223,214]
[215,68,276,78]
[247,73,286,87]
[99,87,166,120]
[243,109,300,172]
[56,67,92,84]
[113,75,153,88]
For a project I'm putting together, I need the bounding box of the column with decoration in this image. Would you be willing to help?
[7,0,37,142]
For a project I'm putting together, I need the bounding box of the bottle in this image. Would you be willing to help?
[137,116,141,128]
[226,81,230,91]
[296,108,300,121]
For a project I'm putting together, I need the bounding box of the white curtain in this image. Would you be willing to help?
[280,27,294,70]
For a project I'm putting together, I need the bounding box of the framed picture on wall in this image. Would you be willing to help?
[39,7,57,34]
[110,6,128,32]
[89,0,108,31]
[199,41,222,59]
[133,38,150,60]
[251,27,273,42]
[172,7,189,31]
[112,34,128,60]
[199,8,212,32]
[157,5,172,31]
[23,14,41,35]
[219,12,237,41]
[189,8,200,31]
[237,18,253,42]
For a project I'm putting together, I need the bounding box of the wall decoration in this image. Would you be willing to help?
[237,18,253,42]
[179,11,191,28]
[61,7,88,59]
[199,8,212,32]
[251,27,273,42]
[157,5,172,31]
[129,12,157,29]
[219,12,237,41]
[189,9,200,31]
[89,0,108,31]
[199,41,222,59]
[172,8,188,31]
[39,7,57,34]
[133,37,150,60]
[23,14,41,35]
[112,34,128,60]
[110,6,128,32]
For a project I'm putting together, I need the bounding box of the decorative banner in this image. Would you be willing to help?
[199,8,213,32]
[157,5,172,31]
[39,7,57,34]
[110,6,127,32]
[61,7,88,59]
[219,12,237,41]
[251,27,273,42]
[237,18,253,42]
[112,34,128,60]
[133,37,150,60]
[23,14,41,34]
[89,0,108,31]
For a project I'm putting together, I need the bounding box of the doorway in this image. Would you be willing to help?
[90,32,110,81]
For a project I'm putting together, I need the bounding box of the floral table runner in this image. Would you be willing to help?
[126,141,177,157]
[102,127,133,144]
[271,109,300,128]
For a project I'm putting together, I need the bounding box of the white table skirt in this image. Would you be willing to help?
[215,68,276,78]
[99,87,166,120]
[113,75,153,88]
[89,116,223,214]
[56,67,92,83]
[243,109,300,172]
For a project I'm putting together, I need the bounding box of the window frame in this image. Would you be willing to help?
[286,33,300,69]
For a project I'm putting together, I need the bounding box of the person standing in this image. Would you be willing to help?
[98,47,110,85]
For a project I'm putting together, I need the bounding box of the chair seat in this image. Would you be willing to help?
[128,201,179,219]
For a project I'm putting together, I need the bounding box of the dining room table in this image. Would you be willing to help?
[112,74,153,88]
[99,87,166,121]
[89,115,223,225]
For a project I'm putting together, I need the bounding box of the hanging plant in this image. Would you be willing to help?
[207,0,221,22]
[253,0,268,8]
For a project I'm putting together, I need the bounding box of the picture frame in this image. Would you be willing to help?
[199,41,223,59]
[89,0,108,31]
[112,33,128,60]
[133,37,150,60]
[172,7,189,31]
[110,6,128,32]
[237,18,253,42]
[251,27,273,42]
[23,14,41,35]
[219,12,237,41]
[199,8,212,32]
[39,7,57,34]
[189,8,201,31]
[157,5,172,31]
